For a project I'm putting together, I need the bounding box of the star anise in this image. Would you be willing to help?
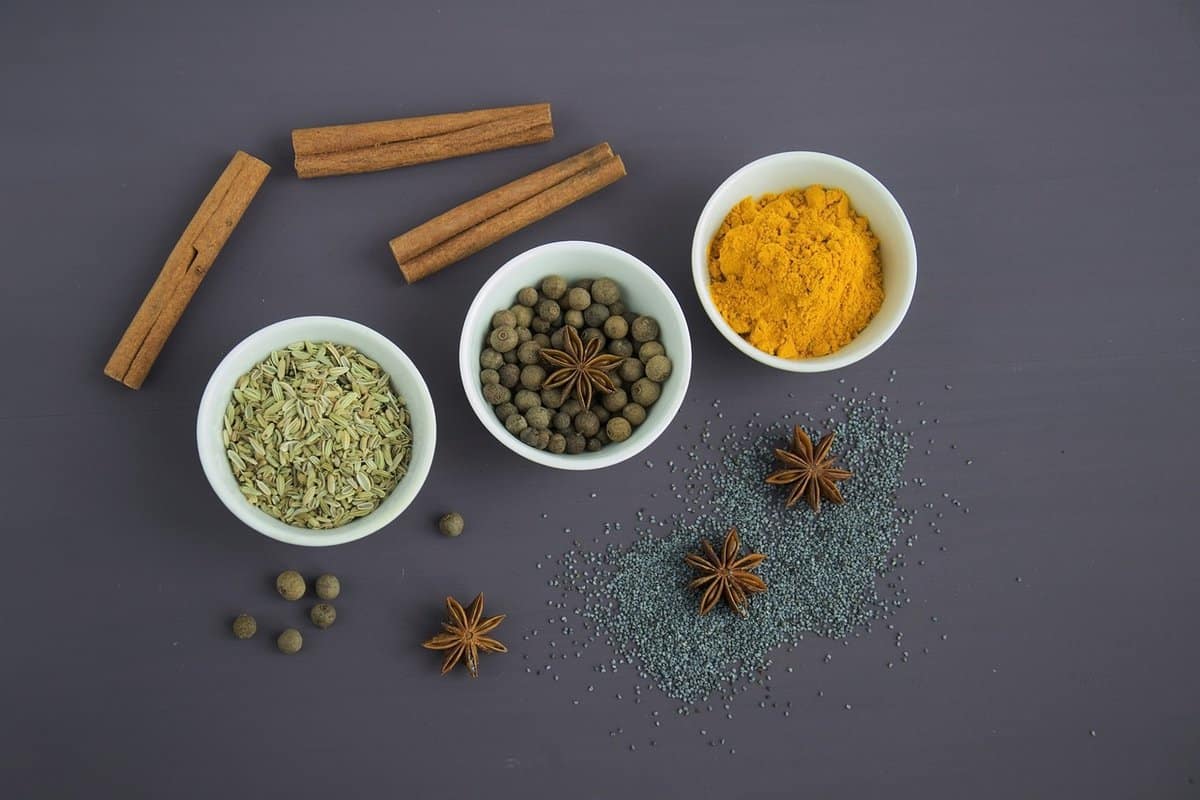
[540,325,623,410]
[421,593,506,677]
[765,426,853,512]
[684,527,767,616]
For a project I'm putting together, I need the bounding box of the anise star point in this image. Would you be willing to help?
[684,526,767,616]
[539,325,623,410]
[421,593,507,677]
[765,426,853,512]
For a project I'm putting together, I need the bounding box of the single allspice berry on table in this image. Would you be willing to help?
[276,570,306,601]
[310,603,337,629]
[277,628,303,655]
[315,574,341,601]
[232,613,257,639]
[439,512,465,537]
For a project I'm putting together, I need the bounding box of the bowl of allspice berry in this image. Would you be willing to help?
[459,240,692,469]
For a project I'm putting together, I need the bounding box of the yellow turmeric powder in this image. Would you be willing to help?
[708,185,884,358]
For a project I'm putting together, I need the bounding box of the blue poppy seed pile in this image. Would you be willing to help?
[548,396,911,702]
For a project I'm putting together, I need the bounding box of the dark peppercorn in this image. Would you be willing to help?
[607,338,634,358]
[548,433,567,454]
[622,403,647,426]
[586,437,603,452]
[552,411,572,431]
[580,328,605,348]
[631,316,659,343]
[505,414,528,435]
[494,402,518,422]
[540,387,565,409]
[563,309,585,329]
[480,368,500,385]
[565,433,587,454]
[531,317,551,334]
[517,341,542,365]
[526,406,552,429]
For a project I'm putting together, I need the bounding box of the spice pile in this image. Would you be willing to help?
[478,275,672,454]
[223,341,413,529]
[708,185,884,358]
[545,397,911,701]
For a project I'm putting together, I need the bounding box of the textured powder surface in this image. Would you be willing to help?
[553,398,910,701]
[708,185,884,358]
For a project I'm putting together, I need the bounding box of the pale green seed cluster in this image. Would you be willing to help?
[223,341,412,529]
[553,398,911,702]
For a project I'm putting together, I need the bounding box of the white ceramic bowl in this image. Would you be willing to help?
[691,152,917,372]
[459,241,691,470]
[197,316,436,547]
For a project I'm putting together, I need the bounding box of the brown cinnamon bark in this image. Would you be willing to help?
[392,149,626,284]
[104,151,270,389]
[293,103,553,178]
[389,143,614,266]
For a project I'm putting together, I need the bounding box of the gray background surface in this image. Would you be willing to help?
[2,1,1198,797]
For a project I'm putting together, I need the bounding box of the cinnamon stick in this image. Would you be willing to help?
[293,103,553,179]
[389,143,614,265]
[391,146,627,284]
[104,151,270,389]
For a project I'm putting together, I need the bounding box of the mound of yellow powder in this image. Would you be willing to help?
[708,185,884,358]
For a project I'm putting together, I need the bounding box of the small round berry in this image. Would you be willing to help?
[480,368,500,386]
[631,378,661,406]
[315,574,340,600]
[498,363,520,388]
[494,402,518,422]
[607,338,634,358]
[606,416,633,442]
[514,389,540,412]
[631,316,660,343]
[276,570,305,601]
[638,341,666,362]
[566,287,591,311]
[622,403,647,426]
[517,341,542,365]
[517,287,538,307]
[232,614,257,639]
[541,275,567,299]
[310,603,337,629]
[480,349,504,370]
[619,358,644,382]
[491,309,516,329]
[277,628,303,655]
[603,315,628,340]
[536,299,561,324]
[583,303,610,328]
[505,413,528,435]
[590,278,620,305]
[574,411,600,437]
[482,383,510,406]
[489,326,519,353]
[645,354,672,382]
[438,512,465,537]
[548,433,567,454]
[526,406,552,430]
[602,388,629,413]
[510,305,534,328]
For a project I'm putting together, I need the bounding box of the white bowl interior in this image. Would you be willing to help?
[197,316,437,546]
[691,152,917,372]
[459,241,692,470]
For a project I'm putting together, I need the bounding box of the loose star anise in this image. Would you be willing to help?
[421,593,507,677]
[765,426,853,512]
[684,527,767,616]
[539,325,623,409]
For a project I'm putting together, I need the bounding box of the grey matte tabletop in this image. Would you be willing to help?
[2,1,1198,797]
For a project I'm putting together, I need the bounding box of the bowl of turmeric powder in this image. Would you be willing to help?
[691,152,916,371]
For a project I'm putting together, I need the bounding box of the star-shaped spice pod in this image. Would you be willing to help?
[684,526,767,616]
[421,593,507,677]
[765,426,853,512]
[539,325,623,410]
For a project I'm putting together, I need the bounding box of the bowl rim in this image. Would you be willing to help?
[458,240,692,471]
[690,150,917,372]
[196,315,437,547]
